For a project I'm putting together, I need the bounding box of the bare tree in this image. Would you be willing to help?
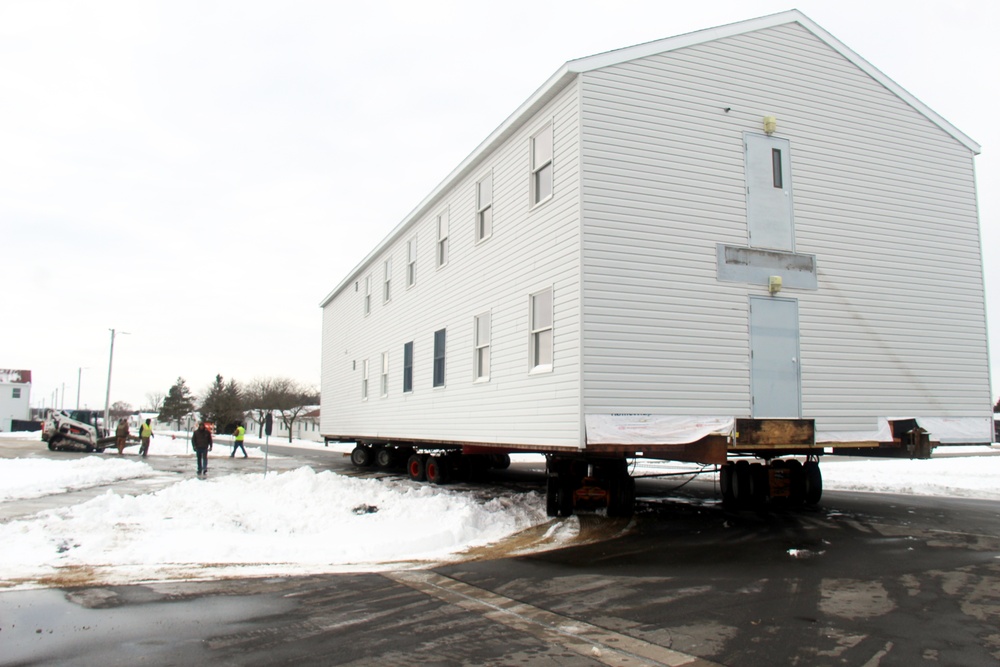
[244,377,316,441]
[144,391,166,413]
[109,401,133,423]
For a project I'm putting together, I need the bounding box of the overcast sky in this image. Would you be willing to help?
[2,0,997,411]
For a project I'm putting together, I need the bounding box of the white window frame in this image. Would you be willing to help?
[476,171,493,242]
[474,311,491,382]
[364,275,371,316]
[437,210,449,268]
[433,328,446,388]
[529,288,553,373]
[362,358,369,400]
[406,236,417,288]
[383,257,392,304]
[403,341,414,393]
[530,122,553,206]
[380,352,389,397]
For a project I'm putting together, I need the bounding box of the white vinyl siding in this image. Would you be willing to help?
[579,22,989,429]
[320,81,582,447]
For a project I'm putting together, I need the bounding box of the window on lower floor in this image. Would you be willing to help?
[362,359,369,400]
[433,329,446,387]
[474,312,490,381]
[530,288,553,371]
[380,352,389,397]
[403,341,413,393]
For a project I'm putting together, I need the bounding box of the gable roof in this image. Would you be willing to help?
[321,9,978,308]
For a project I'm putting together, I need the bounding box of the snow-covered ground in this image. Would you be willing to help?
[0,430,997,590]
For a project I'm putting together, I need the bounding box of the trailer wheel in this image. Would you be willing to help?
[47,437,59,451]
[426,456,449,484]
[545,475,560,517]
[804,462,823,505]
[749,463,768,508]
[490,453,511,470]
[375,447,395,468]
[407,454,426,482]
[786,459,805,506]
[733,460,752,508]
[350,445,373,467]
[720,464,737,507]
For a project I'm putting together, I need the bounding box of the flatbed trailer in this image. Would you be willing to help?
[325,417,936,517]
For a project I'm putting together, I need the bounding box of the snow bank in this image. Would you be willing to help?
[0,466,547,587]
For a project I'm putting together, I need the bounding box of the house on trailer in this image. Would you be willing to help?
[319,10,992,512]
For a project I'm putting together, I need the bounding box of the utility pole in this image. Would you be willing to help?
[103,329,130,435]
[76,368,82,410]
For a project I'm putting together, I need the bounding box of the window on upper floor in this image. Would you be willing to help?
[476,172,493,242]
[383,257,392,304]
[437,210,449,268]
[530,288,553,372]
[433,329,446,388]
[745,133,794,251]
[531,123,553,205]
[406,236,417,288]
[403,341,413,393]
[474,312,491,381]
[364,276,371,316]
[12,388,21,399]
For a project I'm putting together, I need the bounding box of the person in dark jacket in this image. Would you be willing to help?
[192,421,213,476]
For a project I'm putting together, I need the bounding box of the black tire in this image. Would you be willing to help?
[786,459,805,506]
[804,461,823,505]
[426,456,449,484]
[490,453,511,470]
[375,447,395,468]
[545,475,560,517]
[407,454,426,482]
[749,463,768,508]
[47,437,59,451]
[733,460,752,508]
[350,445,373,467]
[720,464,737,508]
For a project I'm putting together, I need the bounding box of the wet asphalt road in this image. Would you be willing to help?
[2,440,1000,666]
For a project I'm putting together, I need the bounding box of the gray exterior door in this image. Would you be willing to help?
[750,297,801,418]
[745,133,794,251]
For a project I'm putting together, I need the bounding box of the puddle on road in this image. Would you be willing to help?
[0,586,295,665]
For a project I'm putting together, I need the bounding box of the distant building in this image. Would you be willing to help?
[0,369,32,432]
[246,407,322,442]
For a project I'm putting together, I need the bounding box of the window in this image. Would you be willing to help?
[433,329,446,387]
[362,359,369,400]
[380,352,389,397]
[403,341,413,393]
[437,210,449,267]
[406,236,417,288]
[476,172,493,241]
[12,388,21,399]
[474,312,491,381]
[531,123,553,205]
[772,148,783,188]
[530,288,553,371]
[364,276,371,316]
[383,257,392,303]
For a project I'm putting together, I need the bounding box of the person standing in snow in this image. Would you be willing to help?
[231,423,247,458]
[115,419,129,455]
[192,421,213,476]
[138,418,154,457]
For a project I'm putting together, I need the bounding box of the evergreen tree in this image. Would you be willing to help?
[199,374,244,434]
[159,377,196,429]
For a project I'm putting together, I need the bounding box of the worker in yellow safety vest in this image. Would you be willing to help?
[231,423,247,458]
[139,419,154,457]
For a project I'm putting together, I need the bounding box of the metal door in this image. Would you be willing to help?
[750,297,801,418]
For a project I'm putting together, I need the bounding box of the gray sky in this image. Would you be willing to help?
[2,0,997,411]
